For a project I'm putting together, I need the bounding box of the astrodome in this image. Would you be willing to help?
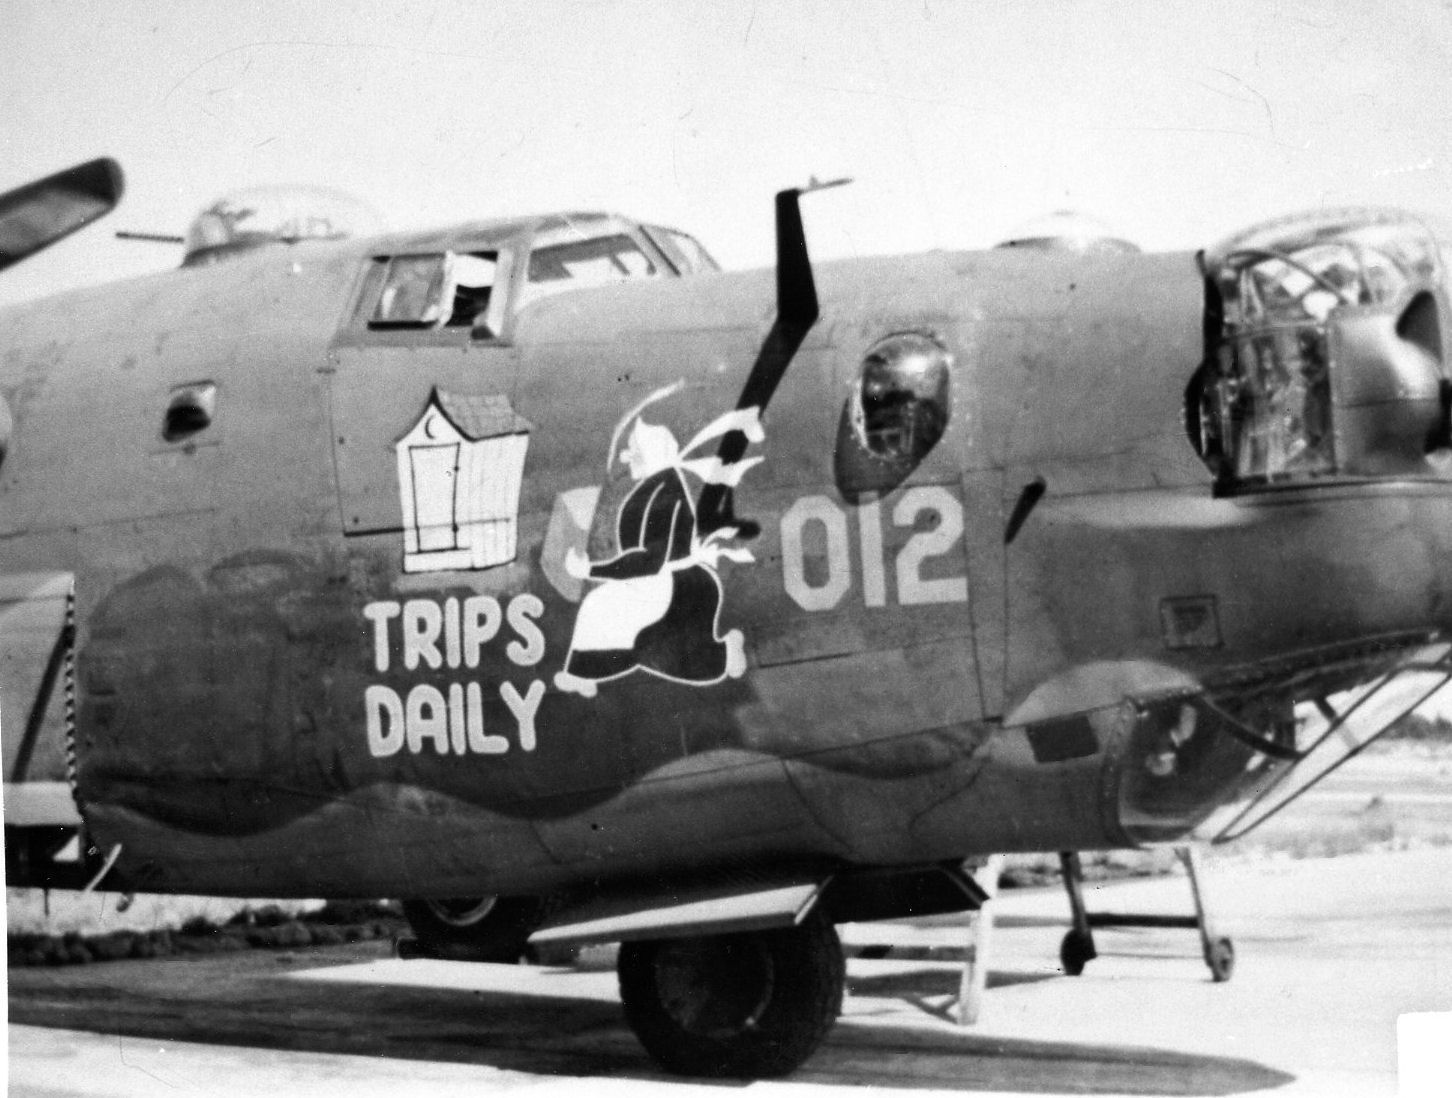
[994,210,1140,254]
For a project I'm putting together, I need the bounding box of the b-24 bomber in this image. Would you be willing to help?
[4,158,1451,1076]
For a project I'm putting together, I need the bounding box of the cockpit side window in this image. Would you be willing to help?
[444,253,499,329]
[642,225,721,275]
[371,254,450,327]
[528,233,654,282]
[515,230,659,312]
[367,251,503,337]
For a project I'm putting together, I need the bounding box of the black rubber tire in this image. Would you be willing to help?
[1060,928,1096,976]
[618,916,845,1078]
[1206,936,1235,982]
[400,896,543,962]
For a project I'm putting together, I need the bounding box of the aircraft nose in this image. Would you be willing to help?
[1194,210,1452,487]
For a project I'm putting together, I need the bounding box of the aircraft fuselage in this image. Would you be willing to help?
[4,217,1450,898]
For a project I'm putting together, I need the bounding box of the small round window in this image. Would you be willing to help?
[851,332,951,463]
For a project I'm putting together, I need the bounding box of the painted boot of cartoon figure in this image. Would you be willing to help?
[553,669,599,698]
[724,629,747,679]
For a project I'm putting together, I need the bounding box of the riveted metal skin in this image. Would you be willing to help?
[3,198,1450,909]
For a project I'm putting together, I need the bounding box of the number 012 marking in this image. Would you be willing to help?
[780,486,969,611]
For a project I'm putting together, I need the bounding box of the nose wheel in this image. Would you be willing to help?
[1059,926,1097,977]
[1204,934,1235,982]
[1058,847,1234,982]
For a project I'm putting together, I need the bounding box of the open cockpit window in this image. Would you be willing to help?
[1191,209,1449,491]
[345,214,724,347]
[368,251,504,336]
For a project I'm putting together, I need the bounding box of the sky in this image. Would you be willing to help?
[1,0,1450,306]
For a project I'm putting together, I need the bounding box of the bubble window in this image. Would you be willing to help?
[851,332,951,463]
[836,332,953,499]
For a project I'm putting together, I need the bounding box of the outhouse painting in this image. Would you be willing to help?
[395,389,532,573]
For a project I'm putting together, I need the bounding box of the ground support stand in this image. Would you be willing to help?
[1057,847,1234,982]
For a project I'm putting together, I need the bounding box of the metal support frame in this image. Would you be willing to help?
[955,854,1003,1025]
[1057,847,1235,982]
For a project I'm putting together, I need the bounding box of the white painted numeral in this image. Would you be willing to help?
[781,496,852,611]
[781,490,968,610]
[858,495,886,608]
[894,486,969,605]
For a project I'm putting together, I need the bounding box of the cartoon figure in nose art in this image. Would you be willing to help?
[553,386,763,698]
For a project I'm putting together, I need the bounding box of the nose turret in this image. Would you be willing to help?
[1190,207,1452,492]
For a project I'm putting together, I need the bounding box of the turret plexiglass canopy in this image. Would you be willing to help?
[182,185,385,266]
[1192,207,1450,489]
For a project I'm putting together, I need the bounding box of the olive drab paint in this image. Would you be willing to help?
[5,171,1450,995]
[362,594,546,757]
[8,170,1452,1078]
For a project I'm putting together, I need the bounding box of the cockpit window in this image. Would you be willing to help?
[445,254,498,329]
[372,255,449,327]
[516,229,658,311]
[528,233,654,282]
[368,251,502,335]
[348,215,725,347]
[643,225,721,275]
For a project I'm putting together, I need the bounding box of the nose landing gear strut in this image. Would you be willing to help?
[1058,847,1234,982]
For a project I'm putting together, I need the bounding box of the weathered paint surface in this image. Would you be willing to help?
[4,211,1452,899]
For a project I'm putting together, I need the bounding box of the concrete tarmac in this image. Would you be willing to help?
[9,845,1452,1098]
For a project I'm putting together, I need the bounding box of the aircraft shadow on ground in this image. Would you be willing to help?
[8,951,1294,1096]
[846,966,1059,1025]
